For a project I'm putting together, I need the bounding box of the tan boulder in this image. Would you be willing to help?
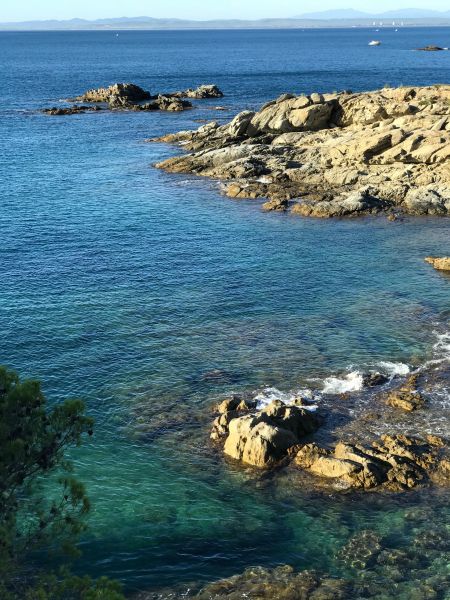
[425,256,450,271]
[386,375,425,411]
[222,401,320,467]
[295,434,448,491]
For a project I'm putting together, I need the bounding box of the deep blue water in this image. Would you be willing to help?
[1,29,450,595]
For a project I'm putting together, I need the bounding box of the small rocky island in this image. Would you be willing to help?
[43,82,223,115]
[210,369,450,493]
[153,85,450,217]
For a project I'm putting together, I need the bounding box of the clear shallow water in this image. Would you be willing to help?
[1,29,450,595]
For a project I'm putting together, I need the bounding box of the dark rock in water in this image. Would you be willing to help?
[386,374,425,411]
[134,96,192,112]
[363,372,389,387]
[200,368,237,384]
[417,45,446,51]
[71,82,151,104]
[47,82,219,115]
[42,105,103,115]
[174,84,224,99]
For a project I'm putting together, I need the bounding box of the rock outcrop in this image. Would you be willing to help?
[43,83,223,115]
[425,256,450,271]
[417,45,446,51]
[73,82,152,104]
[42,105,103,116]
[173,84,224,99]
[386,375,425,411]
[295,434,449,491]
[153,85,450,217]
[212,398,320,468]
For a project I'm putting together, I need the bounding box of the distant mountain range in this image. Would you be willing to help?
[297,8,450,19]
[1,12,450,30]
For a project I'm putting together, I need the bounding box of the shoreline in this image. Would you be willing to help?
[153,84,450,219]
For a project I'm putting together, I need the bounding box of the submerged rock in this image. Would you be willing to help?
[425,256,450,271]
[153,84,450,218]
[195,565,349,599]
[42,105,103,115]
[417,45,446,51]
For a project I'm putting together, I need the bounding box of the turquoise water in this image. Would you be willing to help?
[1,29,449,595]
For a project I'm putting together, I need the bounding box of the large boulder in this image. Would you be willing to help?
[73,82,151,104]
[219,400,320,468]
[180,84,224,99]
[247,96,333,136]
[228,111,256,137]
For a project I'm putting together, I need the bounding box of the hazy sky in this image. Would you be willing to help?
[1,0,449,22]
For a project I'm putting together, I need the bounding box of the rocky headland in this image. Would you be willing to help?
[153,84,450,217]
[43,82,223,115]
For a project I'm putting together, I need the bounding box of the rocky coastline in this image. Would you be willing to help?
[153,84,450,218]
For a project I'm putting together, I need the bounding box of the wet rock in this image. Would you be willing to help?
[262,198,289,211]
[386,375,425,411]
[42,105,103,115]
[425,256,450,271]
[363,372,389,387]
[417,45,446,51]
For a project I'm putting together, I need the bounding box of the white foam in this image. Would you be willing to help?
[378,361,410,377]
[321,371,364,395]
[254,386,318,411]
[434,331,450,358]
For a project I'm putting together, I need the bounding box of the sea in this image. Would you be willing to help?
[1,27,450,596]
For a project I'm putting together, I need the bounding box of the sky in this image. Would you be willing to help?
[1,0,449,22]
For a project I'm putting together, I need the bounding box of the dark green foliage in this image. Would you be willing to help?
[0,366,125,599]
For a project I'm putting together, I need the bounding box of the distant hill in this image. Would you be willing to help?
[298,8,450,19]
[1,13,450,30]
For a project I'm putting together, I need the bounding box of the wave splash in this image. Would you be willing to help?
[253,328,449,410]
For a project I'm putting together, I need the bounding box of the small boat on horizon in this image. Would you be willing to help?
[369,40,381,46]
